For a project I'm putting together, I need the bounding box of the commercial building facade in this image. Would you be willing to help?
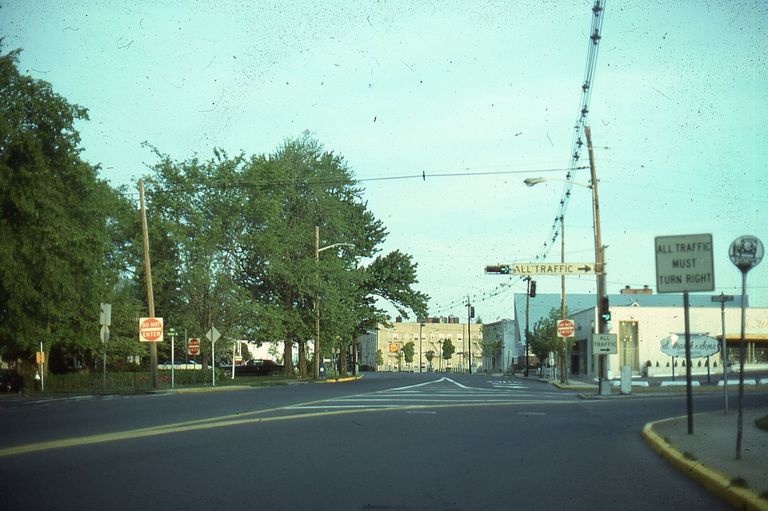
[359,317,483,372]
[514,292,767,380]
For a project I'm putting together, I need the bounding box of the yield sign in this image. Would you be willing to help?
[206,325,221,344]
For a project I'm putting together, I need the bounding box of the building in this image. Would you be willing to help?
[514,293,767,379]
[358,317,483,372]
[481,319,521,373]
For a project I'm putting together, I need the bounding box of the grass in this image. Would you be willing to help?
[29,370,309,394]
[755,415,768,432]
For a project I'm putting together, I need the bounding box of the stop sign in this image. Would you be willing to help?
[556,319,575,338]
[187,337,201,356]
[139,317,163,342]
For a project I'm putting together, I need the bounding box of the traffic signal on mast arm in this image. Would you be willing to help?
[529,280,536,298]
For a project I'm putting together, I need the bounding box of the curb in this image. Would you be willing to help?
[318,375,364,384]
[169,385,253,394]
[642,418,768,511]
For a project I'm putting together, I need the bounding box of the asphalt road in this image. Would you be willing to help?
[1,373,766,510]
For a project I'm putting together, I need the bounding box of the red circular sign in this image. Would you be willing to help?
[140,317,163,342]
[557,319,575,337]
[187,338,201,356]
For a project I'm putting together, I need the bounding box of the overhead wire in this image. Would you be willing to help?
[436,0,607,317]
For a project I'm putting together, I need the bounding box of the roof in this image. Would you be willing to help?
[512,292,748,339]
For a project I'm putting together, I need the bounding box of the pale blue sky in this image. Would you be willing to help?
[2,1,766,321]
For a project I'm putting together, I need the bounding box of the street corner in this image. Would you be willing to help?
[318,375,364,384]
[170,385,254,394]
[642,418,768,511]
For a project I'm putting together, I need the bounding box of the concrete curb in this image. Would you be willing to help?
[318,375,364,384]
[642,417,768,511]
[170,385,253,394]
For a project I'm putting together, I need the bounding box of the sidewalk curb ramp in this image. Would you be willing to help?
[642,418,768,511]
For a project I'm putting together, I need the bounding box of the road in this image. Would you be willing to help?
[1,373,765,510]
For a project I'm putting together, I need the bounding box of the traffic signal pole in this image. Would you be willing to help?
[585,127,609,396]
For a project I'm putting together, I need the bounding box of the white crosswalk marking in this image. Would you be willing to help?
[286,376,568,411]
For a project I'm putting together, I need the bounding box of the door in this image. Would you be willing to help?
[619,321,639,372]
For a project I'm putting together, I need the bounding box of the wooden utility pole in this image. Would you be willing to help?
[139,179,159,388]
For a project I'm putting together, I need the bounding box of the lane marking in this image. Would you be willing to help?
[0,399,578,458]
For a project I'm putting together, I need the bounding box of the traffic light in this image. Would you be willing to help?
[600,296,611,322]
[529,280,537,298]
[499,265,510,274]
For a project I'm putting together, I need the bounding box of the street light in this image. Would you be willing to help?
[524,126,607,394]
[315,225,355,380]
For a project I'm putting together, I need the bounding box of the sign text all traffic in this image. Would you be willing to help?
[655,234,714,293]
[510,263,596,276]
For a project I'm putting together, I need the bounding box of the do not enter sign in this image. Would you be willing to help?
[557,319,575,338]
[187,338,201,356]
[139,317,164,342]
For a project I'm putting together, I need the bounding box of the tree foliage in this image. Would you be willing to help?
[442,338,455,361]
[0,48,429,378]
[529,306,570,367]
[0,47,128,370]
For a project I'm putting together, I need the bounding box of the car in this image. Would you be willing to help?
[230,359,284,377]
[158,360,204,370]
[0,369,24,393]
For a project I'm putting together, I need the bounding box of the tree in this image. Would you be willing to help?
[425,350,435,371]
[402,341,415,367]
[481,339,503,371]
[375,349,384,370]
[529,306,570,380]
[442,338,455,367]
[0,47,125,371]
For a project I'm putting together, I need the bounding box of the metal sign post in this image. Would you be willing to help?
[711,293,734,413]
[206,325,221,386]
[655,233,715,435]
[729,235,764,460]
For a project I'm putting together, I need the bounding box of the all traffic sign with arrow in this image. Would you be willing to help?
[486,263,596,276]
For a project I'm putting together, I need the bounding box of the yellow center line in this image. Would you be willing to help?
[0,399,579,458]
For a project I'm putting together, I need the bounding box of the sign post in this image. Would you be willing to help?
[206,325,221,386]
[100,303,111,390]
[711,293,735,414]
[728,235,764,460]
[655,233,714,434]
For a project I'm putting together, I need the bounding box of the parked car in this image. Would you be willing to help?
[0,368,24,393]
[229,359,284,377]
[158,360,204,370]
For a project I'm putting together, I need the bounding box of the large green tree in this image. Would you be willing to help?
[529,306,571,380]
[0,47,124,371]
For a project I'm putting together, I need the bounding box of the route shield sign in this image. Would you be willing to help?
[655,233,714,293]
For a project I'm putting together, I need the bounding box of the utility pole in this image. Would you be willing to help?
[560,215,567,384]
[466,297,473,374]
[139,179,159,389]
[525,277,531,377]
[585,127,609,395]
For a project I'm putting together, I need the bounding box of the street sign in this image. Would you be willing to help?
[591,333,617,354]
[655,233,714,293]
[99,303,112,326]
[139,317,163,342]
[510,263,595,276]
[206,325,221,344]
[100,325,110,344]
[556,319,575,338]
[660,334,719,358]
[728,235,764,272]
[187,337,201,356]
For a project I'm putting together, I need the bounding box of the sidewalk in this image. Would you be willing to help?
[644,408,768,510]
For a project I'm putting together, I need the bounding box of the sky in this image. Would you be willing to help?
[2,0,767,322]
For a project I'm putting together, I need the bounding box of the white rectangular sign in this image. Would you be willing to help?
[511,263,595,275]
[591,333,617,354]
[655,234,714,293]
